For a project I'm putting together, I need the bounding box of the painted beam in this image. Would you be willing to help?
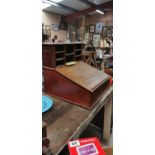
[62,1,113,21]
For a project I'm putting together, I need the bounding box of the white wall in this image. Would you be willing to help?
[42,11,67,41]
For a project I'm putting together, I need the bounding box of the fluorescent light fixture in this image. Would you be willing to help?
[96,9,104,15]
[42,2,51,9]
[52,0,63,2]
[42,0,59,8]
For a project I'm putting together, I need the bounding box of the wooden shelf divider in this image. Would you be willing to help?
[66,53,75,56]
[42,43,84,67]
[56,58,65,61]
[56,51,65,54]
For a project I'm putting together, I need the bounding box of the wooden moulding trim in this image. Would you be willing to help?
[90,75,110,92]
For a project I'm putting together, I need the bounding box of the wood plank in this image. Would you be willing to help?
[56,51,65,54]
[55,62,110,92]
[42,121,47,128]
[43,87,113,155]
[103,147,113,155]
[66,53,74,56]
[56,58,65,61]
[75,55,81,57]
[42,121,47,138]
[103,97,112,142]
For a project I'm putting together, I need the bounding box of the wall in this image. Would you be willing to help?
[42,11,67,41]
[42,10,113,41]
[77,11,113,28]
[85,11,113,26]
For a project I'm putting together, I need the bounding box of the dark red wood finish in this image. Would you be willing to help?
[42,43,84,68]
[43,68,91,108]
[42,45,56,67]
[43,62,111,109]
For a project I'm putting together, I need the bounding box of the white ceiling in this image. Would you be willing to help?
[60,0,89,11]
[43,5,72,15]
[42,0,112,16]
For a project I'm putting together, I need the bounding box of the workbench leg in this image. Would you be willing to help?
[103,98,112,142]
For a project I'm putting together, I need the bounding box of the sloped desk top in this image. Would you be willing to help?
[43,62,111,108]
[55,62,109,92]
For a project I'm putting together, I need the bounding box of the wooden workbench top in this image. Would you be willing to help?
[42,86,113,155]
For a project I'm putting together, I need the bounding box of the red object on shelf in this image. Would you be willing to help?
[68,137,106,155]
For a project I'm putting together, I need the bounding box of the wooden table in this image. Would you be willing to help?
[43,86,113,155]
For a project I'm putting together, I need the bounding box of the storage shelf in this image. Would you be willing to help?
[56,64,65,67]
[104,25,113,27]
[43,43,84,67]
[56,51,65,54]
[75,55,81,57]
[66,53,74,56]
[75,49,82,51]
[56,58,65,61]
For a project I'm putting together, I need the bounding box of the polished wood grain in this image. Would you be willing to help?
[42,45,56,67]
[43,67,91,108]
[42,43,84,67]
[55,62,109,92]
[43,62,110,108]
[42,121,47,128]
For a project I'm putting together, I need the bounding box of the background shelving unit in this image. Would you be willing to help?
[42,43,84,67]
[75,44,82,61]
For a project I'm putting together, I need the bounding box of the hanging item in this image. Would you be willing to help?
[51,24,60,31]
[95,22,103,33]
[89,25,95,33]
[93,34,101,47]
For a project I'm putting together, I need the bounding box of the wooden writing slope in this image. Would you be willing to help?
[43,62,111,109]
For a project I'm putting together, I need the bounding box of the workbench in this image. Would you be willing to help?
[42,86,113,155]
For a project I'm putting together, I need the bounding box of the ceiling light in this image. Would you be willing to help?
[96,10,104,15]
[42,0,59,8]
[51,0,63,3]
[42,2,51,9]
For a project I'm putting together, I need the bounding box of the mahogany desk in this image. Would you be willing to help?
[42,86,113,155]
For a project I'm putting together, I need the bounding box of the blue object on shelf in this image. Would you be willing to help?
[42,95,53,113]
